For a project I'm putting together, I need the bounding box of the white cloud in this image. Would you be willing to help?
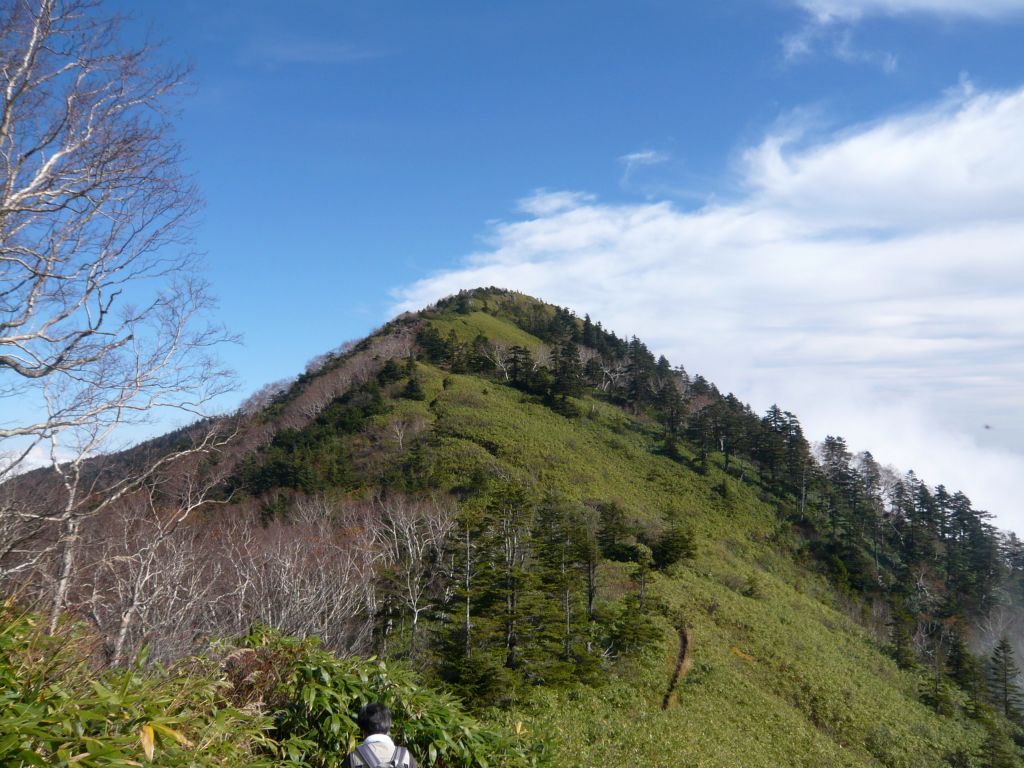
[784,0,1024,69]
[783,23,898,71]
[619,150,673,192]
[394,84,1024,531]
[833,31,899,71]
[620,150,670,172]
[517,190,595,216]
[746,83,1024,227]
[796,0,1024,22]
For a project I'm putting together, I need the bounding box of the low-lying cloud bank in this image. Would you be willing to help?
[393,84,1024,532]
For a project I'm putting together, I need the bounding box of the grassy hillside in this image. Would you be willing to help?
[11,289,1015,767]
[388,370,991,767]
[227,289,1017,768]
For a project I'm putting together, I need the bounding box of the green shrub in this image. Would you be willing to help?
[233,626,547,768]
[0,609,547,768]
[0,604,269,767]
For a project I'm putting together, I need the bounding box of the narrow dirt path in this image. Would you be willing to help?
[662,623,693,710]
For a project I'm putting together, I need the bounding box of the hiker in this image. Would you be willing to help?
[344,703,418,768]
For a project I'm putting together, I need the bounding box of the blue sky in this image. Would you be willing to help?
[120,0,1024,527]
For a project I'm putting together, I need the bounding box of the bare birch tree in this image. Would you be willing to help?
[0,0,235,621]
[376,495,455,656]
[222,496,380,653]
[481,341,512,380]
[101,437,233,661]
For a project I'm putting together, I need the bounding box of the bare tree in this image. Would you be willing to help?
[376,495,455,656]
[385,414,425,451]
[481,341,512,380]
[372,330,413,362]
[0,0,235,622]
[89,493,226,664]
[598,358,628,393]
[103,438,233,660]
[532,343,552,372]
[238,379,292,417]
[222,496,380,653]
[80,489,389,664]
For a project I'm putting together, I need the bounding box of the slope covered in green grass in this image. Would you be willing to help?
[230,289,1019,767]
[393,365,991,767]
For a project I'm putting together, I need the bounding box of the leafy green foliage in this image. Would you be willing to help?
[0,607,546,768]
[229,627,546,768]
[0,605,270,768]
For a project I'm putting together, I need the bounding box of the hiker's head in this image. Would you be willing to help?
[357,703,392,736]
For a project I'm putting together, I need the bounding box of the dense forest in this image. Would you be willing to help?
[5,287,1024,767]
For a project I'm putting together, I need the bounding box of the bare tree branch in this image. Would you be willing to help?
[0,0,237,625]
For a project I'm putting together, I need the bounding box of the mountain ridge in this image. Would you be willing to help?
[12,286,1021,767]
[211,286,1023,767]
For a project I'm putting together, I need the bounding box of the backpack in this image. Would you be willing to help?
[353,744,413,768]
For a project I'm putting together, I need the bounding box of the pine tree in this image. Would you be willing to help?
[581,314,596,347]
[552,340,584,400]
[533,503,588,665]
[889,601,916,669]
[687,406,715,475]
[947,631,987,716]
[988,638,1024,720]
[508,346,534,388]
[819,435,852,538]
[947,631,973,686]
[982,733,1018,768]
[625,336,655,409]
[583,357,603,391]
[435,507,511,704]
[655,379,685,438]
[404,356,418,378]
[447,329,466,372]
[377,358,403,384]
[654,509,696,568]
[401,377,426,401]
[468,332,492,373]
[597,502,632,560]
[484,478,537,670]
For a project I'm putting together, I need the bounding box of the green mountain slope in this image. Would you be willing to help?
[226,288,1019,767]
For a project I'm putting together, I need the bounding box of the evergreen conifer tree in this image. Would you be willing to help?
[402,376,426,401]
[947,631,973,687]
[597,502,632,560]
[377,358,403,384]
[532,503,589,677]
[508,346,534,388]
[988,638,1024,721]
[552,340,585,399]
[654,513,697,569]
[981,733,1018,768]
[889,601,916,669]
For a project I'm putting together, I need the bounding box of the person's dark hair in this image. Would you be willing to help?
[357,703,392,735]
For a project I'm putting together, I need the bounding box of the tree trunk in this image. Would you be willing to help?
[50,517,81,631]
[465,528,472,659]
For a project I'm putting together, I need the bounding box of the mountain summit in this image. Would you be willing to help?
[10,287,1021,767]
[216,287,1020,767]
